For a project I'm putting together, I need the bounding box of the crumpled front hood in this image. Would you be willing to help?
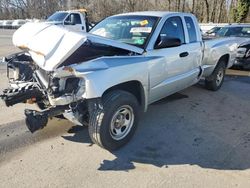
[12,22,144,71]
[13,22,52,49]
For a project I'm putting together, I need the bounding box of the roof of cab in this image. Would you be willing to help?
[58,8,87,13]
[112,11,193,18]
[224,24,250,28]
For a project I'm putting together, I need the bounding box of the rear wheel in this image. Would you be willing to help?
[88,90,140,151]
[205,61,226,91]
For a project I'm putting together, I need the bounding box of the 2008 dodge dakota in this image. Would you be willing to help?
[1,11,247,150]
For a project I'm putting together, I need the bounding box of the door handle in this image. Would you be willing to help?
[179,52,189,58]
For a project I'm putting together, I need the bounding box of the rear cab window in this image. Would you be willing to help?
[184,16,197,43]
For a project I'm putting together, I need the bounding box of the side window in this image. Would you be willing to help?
[184,17,197,43]
[72,13,81,24]
[160,16,185,44]
[242,27,250,33]
[242,27,250,36]
[65,13,82,24]
[64,15,70,23]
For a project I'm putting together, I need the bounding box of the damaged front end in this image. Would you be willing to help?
[1,52,42,107]
[1,22,143,133]
[1,52,89,132]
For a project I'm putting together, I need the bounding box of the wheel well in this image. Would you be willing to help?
[102,81,145,107]
[218,54,229,67]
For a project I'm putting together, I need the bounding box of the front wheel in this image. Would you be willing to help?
[88,90,140,151]
[205,62,226,91]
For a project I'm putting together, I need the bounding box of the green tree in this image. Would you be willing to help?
[230,0,250,23]
[236,0,250,23]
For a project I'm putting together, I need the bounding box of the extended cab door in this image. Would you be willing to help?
[146,15,202,103]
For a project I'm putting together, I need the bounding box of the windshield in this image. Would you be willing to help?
[90,15,159,48]
[47,12,68,22]
[216,26,250,37]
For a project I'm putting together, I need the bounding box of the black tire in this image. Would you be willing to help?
[88,90,140,151]
[205,61,226,91]
[242,64,250,71]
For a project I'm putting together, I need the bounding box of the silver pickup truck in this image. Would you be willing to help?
[0,11,246,151]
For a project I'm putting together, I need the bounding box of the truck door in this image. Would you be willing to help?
[64,13,84,32]
[183,16,203,75]
[146,16,202,103]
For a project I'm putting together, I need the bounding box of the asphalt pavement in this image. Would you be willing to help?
[0,29,250,188]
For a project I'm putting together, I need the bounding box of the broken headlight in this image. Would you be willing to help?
[56,77,85,97]
[64,77,80,94]
[50,67,85,99]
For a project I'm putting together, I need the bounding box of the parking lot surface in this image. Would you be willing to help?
[0,30,250,188]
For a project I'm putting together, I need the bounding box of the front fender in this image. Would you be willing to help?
[81,60,149,99]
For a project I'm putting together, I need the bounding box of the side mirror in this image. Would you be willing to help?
[64,15,76,25]
[70,15,76,25]
[155,36,181,49]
